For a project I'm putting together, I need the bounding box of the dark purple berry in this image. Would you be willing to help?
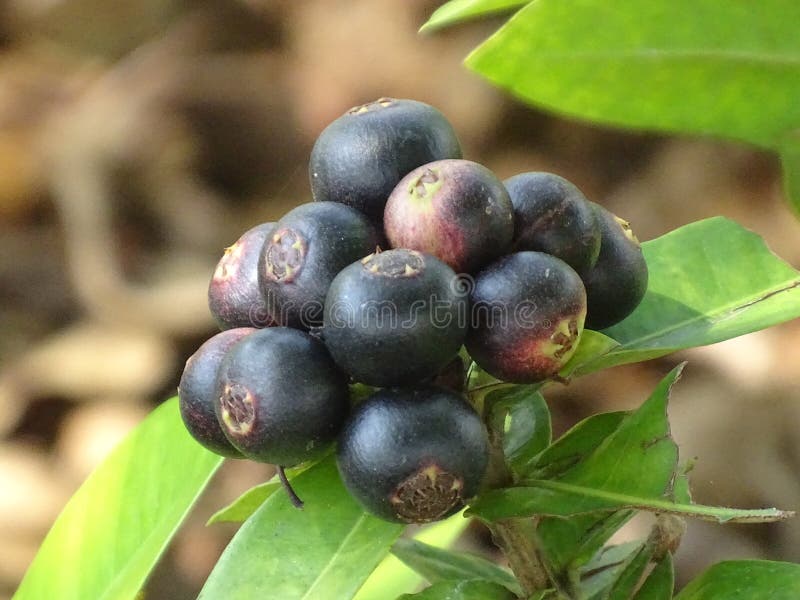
[337,387,488,524]
[323,249,467,387]
[384,159,514,273]
[208,223,277,330]
[583,204,648,330]
[258,202,379,329]
[504,172,600,274]
[178,328,255,457]
[214,327,349,466]
[466,252,586,383]
[310,98,462,221]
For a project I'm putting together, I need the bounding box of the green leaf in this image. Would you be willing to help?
[486,386,551,475]
[578,542,644,599]
[421,0,529,33]
[526,411,628,479]
[540,511,635,575]
[14,398,223,600]
[560,330,619,378]
[355,513,471,600]
[634,554,674,600]
[466,0,800,149]
[206,462,316,525]
[392,539,522,596]
[199,456,403,599]
[606,544,653,600]
[675,560,800,600]
[475,366,685,572]
[207,481,280,525]
[398,579,517,599]
[568,218,800,376]
[520,409,630,572]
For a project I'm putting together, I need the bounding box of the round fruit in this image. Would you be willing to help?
[466,251,586,383]
[323,249,467,387]
[583,204,648,330]
[258,202,379,329]
[208,222,276,330]
[310,98,462,220]
[384,159,514,273]
[504,172,600,274]
[337,387,489,524]
[214,327,349,466]
[178,328,255,457]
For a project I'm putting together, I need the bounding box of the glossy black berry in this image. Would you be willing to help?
[583,204,649,330]
[384,159,514,274]
[214,327,349,466]
[208,222,277,330]
[337,387,488,524]
[466,252,586,383]
[504,172,600,274]
[323,249,468,387]
[310,98,462,221]
[178,328,255,457]
[258,202,379,329]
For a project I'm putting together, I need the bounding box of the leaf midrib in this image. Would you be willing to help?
[609,278,800,352]
[518,479,794,523]
[299,513,371,600]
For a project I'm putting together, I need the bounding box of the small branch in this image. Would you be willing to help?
[490,518,551,596]
[477,387,553,596]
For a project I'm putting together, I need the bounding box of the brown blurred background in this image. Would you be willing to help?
[1,1,800,598]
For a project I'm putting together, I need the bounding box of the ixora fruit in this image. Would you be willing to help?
[323,249,467,387]
[337,387,488,524]
[309,98,462,220]
[583,204,649,330]
[504,172,600,274]
[178,328,255,457]
[466,251,586,383]
[214,327,349,467]
[208,222,276,330]
[258,202,379,329]
[384,159,514,273]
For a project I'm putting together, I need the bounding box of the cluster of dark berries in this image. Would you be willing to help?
[178,98,648,524]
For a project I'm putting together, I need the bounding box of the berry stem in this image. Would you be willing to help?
[278,466,304,509]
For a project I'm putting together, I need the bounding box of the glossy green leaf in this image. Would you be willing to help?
[675,560,800,600]
[421,0,529,32]
[14,398,224,600]
[634,555,674,600]
[466,0,800,149]
[525,411,628,479]
[355,513,471,600]
[475,366,685,573]
[392,539,522,595]
[199,456,403,599]
[399,579,517,599]
[207,481,280,525]
[486,386,551,475]
[522,410,630,572]
[566,218,800,376]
